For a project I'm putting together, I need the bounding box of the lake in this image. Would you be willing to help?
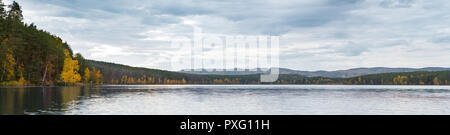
[1,85,450,115]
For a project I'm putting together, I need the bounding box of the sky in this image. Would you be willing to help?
[7,0,450,71]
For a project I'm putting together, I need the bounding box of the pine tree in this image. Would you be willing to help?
[7,1,22,21]
[0,0,6,19]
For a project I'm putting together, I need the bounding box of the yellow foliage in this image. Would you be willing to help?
[433,77,440,85]
[142,78,147,84]
[1,48,16,81]
[83,67,90,83]
[213,79,223,84]
[89,68,103,84]
[95,70,102,84]
[60,49,81,84]
[419,81,425,85]
[127,77,135,84]
[393,75,408,85]
[17,73,26,85]
[147,77,154,84]
[121,75,128,84]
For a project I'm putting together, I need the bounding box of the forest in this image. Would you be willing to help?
[0,1,73,85]
[0,1,449,86]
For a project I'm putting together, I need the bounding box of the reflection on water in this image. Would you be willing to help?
[0,87,100,115]
[1,85,450,115]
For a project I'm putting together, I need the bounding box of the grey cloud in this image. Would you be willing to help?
[335,42,369,56]
[142,0,364,35]
[431,36,450,44]
[331,32,350,39]
[17,0,450,70]
[380,0,415,8]
[326,0,364,6]
[27,0,366,35]
[377,40,411,47]
[145,0,214,16]
[141,15,182,26]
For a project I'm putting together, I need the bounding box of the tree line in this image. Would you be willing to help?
[87,59,450,85]
[339,71,450,85]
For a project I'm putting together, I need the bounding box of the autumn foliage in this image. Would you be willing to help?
[60,49,81,84]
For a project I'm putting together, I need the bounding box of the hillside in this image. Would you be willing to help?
[342,71,450,85]
[181,67,450,78]
[86,60,268,84]
[86,59,450,85]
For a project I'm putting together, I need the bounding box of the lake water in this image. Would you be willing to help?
[1,85,450,115]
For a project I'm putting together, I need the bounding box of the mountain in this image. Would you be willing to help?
[180,67,450,78]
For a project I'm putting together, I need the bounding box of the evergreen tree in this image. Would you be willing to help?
[0,0,6,19]
[7,1,22,21]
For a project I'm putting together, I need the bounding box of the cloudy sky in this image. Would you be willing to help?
[8,0,450,71]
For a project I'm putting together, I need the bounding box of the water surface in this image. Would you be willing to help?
[1,85,450,115]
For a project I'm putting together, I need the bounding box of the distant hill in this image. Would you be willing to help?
[341,70,450,85]
[87,60,450,85]
[180,67,450,78]
[86,60,268,84]
[86,60,450,85]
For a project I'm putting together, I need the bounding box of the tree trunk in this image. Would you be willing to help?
[1,68,5,82]
[41,64,48,86]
